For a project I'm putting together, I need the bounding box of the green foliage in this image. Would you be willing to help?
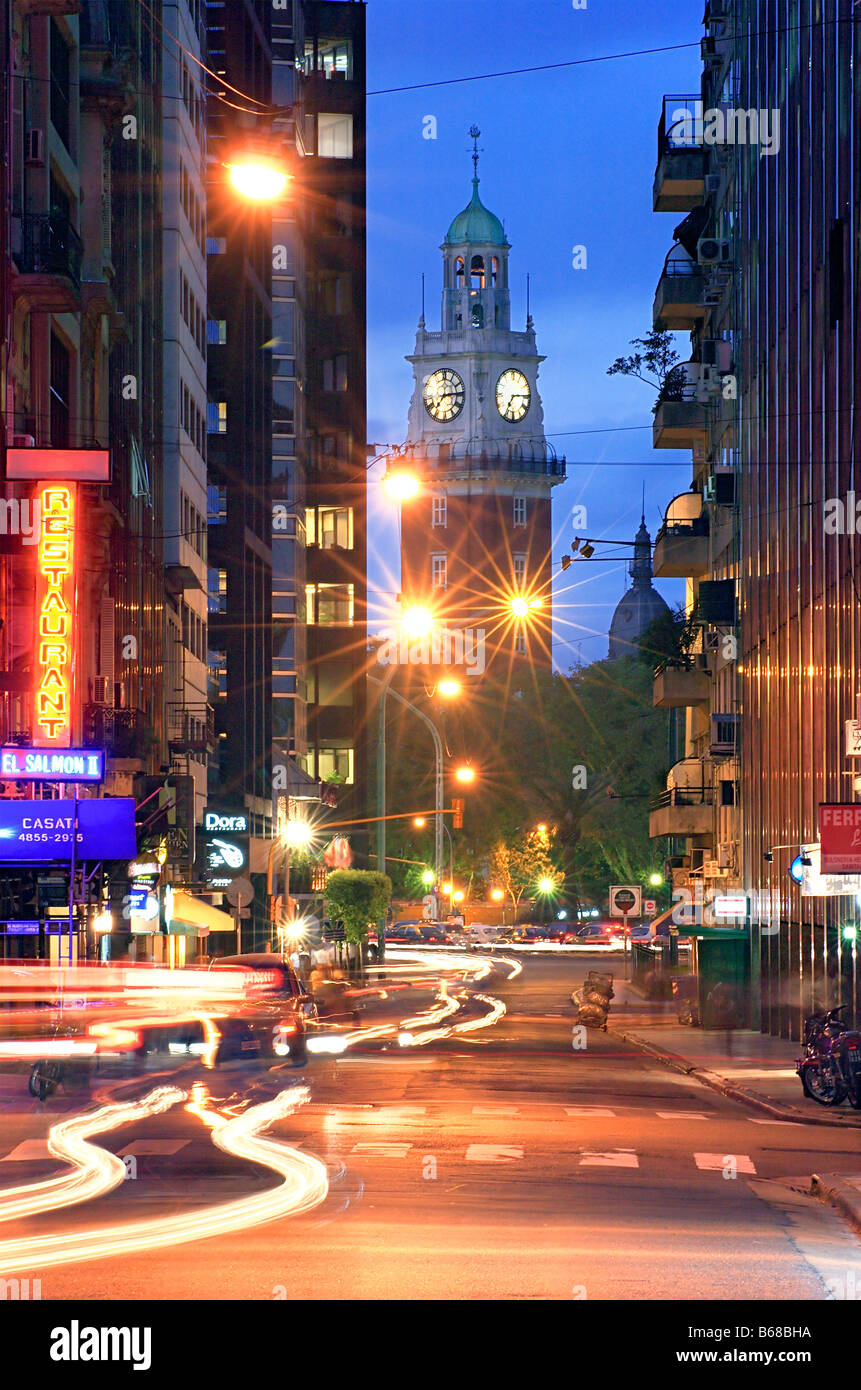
[637,603,698,671]
[607,330,685,412]
[323,870,392,944]
[490,827,563,908]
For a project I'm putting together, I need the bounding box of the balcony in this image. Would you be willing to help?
[402,438,566,481]
[653,397,709,451]
[83,706,152,762]
[649,785,714,840]
[167,703,215,757]
[653,661,711,709]
[653,248,706,331]
[653,491,710,577]
[654,96,705,212]
[12,213,83,313]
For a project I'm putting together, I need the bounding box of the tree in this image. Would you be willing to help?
[323,870,392,946]
[607,330,685,412]
[489,826,563,914]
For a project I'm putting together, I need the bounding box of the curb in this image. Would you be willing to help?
[810,1173,861,1236]
[610,1026,861,1129]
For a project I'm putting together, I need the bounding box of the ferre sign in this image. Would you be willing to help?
[34,484,75,744]
[818,804,861,873]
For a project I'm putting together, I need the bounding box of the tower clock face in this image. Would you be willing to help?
[423,368,465,422]
[496,369,531,422]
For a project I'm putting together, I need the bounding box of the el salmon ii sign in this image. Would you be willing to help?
[34,484,75,744]
[818,804,861,873]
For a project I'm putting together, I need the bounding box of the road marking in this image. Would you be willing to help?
[472,1105,519,1116]
[655,1111,710,1120]
[579,1150,639,1168]
[564,1107,615,1118]
[119,1139,191,1157]
[747,1118,804,1126]
[465,1144,523,1162]
[1,1140,51,1161]
[349,1142,412,1158]
[379,1106,427,1116]
[695,1152,757,1173]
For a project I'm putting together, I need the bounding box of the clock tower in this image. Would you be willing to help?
[396,132,565,668]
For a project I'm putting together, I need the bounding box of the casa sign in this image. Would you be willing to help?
[34,484,75,744]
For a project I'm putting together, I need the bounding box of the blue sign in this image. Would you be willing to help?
[0,747,105,783]
[0,799,137,862]
[789,855,805,884]
[128,887,149,912]
[3,920,40,935]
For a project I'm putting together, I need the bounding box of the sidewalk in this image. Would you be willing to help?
[608,981,861,1130]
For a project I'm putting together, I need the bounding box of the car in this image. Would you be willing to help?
[419,924,453,944]
[384,924,425,944]
[575,922,625,948]
[207,953,315,1065]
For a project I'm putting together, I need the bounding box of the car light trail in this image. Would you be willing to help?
[0,1087,185,1224]
[0,1087,327,1274]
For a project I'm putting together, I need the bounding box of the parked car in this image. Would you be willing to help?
[207,953,315,1065]
[575,922,625,948]
[419,924,453,944]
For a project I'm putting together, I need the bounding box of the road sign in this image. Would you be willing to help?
[643,898,657,914]
[819,805,861,873]
[223,875,254,908]
[609,885,641,918]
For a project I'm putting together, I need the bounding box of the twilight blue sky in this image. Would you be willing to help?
[365,0,702,670]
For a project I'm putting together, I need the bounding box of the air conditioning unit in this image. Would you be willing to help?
[701,36,727,65]
[24,129,44,166]
[7,433,35,449]
[695,652,712,672]
[92,676,111,705]
[718,841,735,869]
[704,470,736,505]
[700,338,733,371]
[703,858,728,879]
[704,172,721,196]
[698,236,732,266]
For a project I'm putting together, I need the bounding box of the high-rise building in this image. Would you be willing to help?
[397,138,565,671]
[649,0,860,1035]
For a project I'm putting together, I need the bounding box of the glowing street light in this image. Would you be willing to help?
[437,678,461,698]
[649,872,663,887]
[491,889,504,902]
[421,869,435,886]
[509,594,545,619]
[537,876,557,894]
[452,890,465,904]
[442,882,453,896]
[401,605,435,640]
[227,156,291,201]
[383,471,420,501]
[92,911,113,934]
[413,816,427,828]
[282,820,313,849]
[454,765,475,785]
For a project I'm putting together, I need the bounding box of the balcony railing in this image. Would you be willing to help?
[655,95,706,212]
[167,702,215,755]
[15,213,83,286]
[83,706,150,761]
[653,663,711,709]
[653,251,706,331]
[649,785,714,840]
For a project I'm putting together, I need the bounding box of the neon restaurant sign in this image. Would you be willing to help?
[34,484,75,744]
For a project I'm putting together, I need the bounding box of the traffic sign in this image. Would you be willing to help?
[643,898,657,914]
[609,885,641,918]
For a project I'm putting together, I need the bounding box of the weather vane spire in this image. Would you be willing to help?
[469,124,482,179]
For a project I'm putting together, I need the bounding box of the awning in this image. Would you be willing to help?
[167,890,235,936]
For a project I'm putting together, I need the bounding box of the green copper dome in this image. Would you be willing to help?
[444,178,508,246]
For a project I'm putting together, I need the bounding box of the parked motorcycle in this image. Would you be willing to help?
[796,1006,852,1106]
[835,1027,861,1109]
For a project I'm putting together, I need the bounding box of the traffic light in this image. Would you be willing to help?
[452,798,464,829]
[561,556,571,570]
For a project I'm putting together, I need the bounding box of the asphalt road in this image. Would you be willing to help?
[2,953,860,1301]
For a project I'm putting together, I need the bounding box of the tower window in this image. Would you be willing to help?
[471,303,484,329]
[514,554,527,585]
[470,255,485,289]
[432,553,447,588]
[432,495,447,528]
[491,256,499,286]
[513,496,527,527]
[455,257,465,289]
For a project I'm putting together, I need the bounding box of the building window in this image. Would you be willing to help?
[318,113,353,158]
[304,37,353,80]
[305,583,354,625]
[207,648,227,700]
[317,747,354,785]
[513,554,527,586]
[207,401,227,434]
[322,354,348,391]
[491,256,499,286]
[513,495,527,527]
[49,333,71,447]
[207,484,227,525]
[471,302,484,328]
[207,319,227,345]
[307,506,353,550]
[455,257,465,288]
[50,20,71,150]
[432,495,447,528]
[515,630,526,656]
[315,663,354,707]
[470,255,485,289]
[207,567,227,614]
[206,237,226,255]
[432,553,447,589]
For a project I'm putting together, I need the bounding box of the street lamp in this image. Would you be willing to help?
[383,471,420,501]
[413,816,427,828]
[437,678,461,698]
[401,605,435,639]
[454,764,475,785]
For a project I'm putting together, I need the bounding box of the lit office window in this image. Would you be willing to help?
[317,747,354,784]
[207,567,227,614]
[207,401,227,434]
[318,113,353,158]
